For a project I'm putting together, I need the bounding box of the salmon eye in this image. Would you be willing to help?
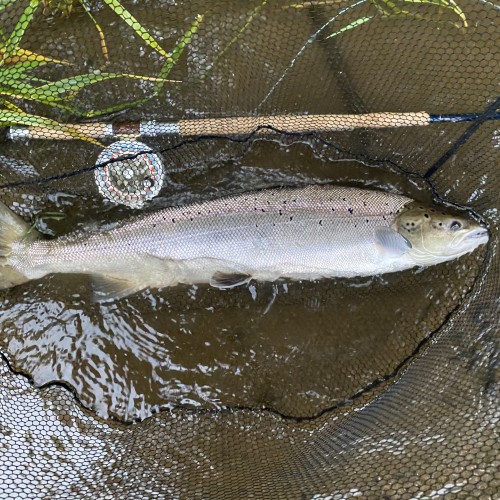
[450,220,462,231]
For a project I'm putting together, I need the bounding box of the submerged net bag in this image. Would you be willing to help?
[0,0,499,497]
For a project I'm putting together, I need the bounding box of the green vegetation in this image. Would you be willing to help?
[41,0,78,17]
[0,0,202,144]
[287,0,468,38]
[0,0,470,143]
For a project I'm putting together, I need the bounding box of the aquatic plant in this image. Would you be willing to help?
[256,0,468,108]
[0,0,202,144]
[287,0,468,37]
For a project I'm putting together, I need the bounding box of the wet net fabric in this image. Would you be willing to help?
[0,0,499,497]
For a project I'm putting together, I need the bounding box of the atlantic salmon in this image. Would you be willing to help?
[0,185,489,301]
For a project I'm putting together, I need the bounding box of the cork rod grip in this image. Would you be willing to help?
[178,112,431,136]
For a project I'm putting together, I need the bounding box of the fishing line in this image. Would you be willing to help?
[0,124,418,190]
[1,108,496,212]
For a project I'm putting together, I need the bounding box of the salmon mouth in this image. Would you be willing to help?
[465,227,489,241]
[449,226,489,252]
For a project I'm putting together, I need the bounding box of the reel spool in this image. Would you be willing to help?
[94,140,164,208]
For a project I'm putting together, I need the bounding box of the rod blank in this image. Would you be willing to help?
[7,111,499,141]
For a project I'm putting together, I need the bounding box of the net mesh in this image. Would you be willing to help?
[0,0,499,497]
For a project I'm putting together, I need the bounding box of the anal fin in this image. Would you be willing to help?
[210,271,251,289]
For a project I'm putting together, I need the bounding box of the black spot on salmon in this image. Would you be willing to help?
[172,218,175,223]
[290,216,293,221]
[348,208,354,214]
[319,220,323,226]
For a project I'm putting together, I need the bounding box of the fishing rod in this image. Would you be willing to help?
[5,107,499,209]
[7,111,500,141]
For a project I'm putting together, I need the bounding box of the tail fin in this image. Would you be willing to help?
[0,202,38,289]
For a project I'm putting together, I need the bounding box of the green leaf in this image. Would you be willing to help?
[0,59,49,79]
[400,0,468,27]
[0,10,200,119]
[0,110,104,145]
[0,75,66,106]
[77,96,151,118]
[73,15,203,117]
[1,0,40,63]
[204,4,265,74]
[370,0,468,27]
[154,14,203,93]
[0,98,24,112]
[4,72,175,103]
[0,0,18,13]
[0,47,69,65]
[80,0,109,60]
[0,81,54,102]
[102,0,170,58]
[325,16,373,38]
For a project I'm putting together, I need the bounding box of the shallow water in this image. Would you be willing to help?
[0,140,487,421]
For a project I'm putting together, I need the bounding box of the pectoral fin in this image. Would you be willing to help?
[210,271,251,289]
[91,274,146,302]
[375,227,412,257]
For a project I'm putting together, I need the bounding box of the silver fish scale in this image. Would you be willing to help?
[15,186,413,284]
